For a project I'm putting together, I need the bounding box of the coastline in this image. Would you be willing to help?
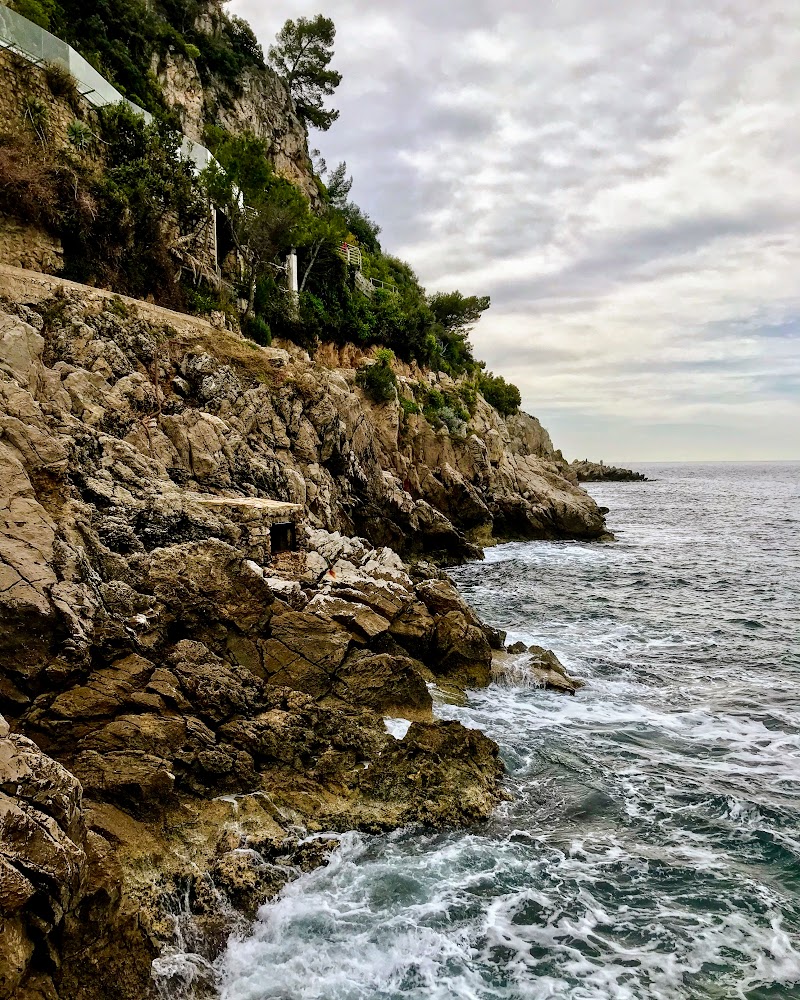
[0,286,602,999]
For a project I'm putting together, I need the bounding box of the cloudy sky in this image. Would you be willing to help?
[231,0,799,461]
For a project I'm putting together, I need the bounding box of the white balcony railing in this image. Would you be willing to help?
[0,3,215,173]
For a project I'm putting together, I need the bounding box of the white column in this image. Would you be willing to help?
[287,248,299,315]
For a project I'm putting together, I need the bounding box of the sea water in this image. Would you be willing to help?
[218,462,800,1000]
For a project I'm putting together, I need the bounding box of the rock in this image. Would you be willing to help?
[0,729,122,1000]
[359,720,504,826]
[140,539,274,641]
[0,287,612,998]
[331,652,433,721]
[432,611,493,688]
[492,645,585,695]
[260,608,352,697]
[210,849,289,919]
[570,459,648,482]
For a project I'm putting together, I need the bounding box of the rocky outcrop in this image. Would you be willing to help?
[0,714,128,1000]
[571,459,648,482]
[0,286,601,998]
[0,528,505,999]
[495,643,585,694]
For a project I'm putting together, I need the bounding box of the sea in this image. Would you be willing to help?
[217,462,800,1000]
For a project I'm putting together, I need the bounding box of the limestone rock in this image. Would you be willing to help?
[0,723,122,1000]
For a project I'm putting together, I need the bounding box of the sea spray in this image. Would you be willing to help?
[218,463,800,1000]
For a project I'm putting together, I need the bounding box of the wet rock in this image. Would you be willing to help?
[359,720,504,826]
[331,651,433,721]
[493,645,585,694]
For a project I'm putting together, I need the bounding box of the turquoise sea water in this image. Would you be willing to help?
[219,462,800,1000]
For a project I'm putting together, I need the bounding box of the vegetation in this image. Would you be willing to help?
[2,2,524,419]
[355,348,398,403]
[0,101,205,309]
[268,15,341,132]
[201,131,309,319]
[63,105,205,305]
[477,371,522,416]
[9,0,266,113]
[0,126,62,226]
[43,62,80,108]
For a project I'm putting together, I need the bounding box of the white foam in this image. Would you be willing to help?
[383,717,412,740]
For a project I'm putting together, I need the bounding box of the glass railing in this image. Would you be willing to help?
[0,3,216,170]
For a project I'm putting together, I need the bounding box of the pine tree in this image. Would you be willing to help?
[268,15,342,132]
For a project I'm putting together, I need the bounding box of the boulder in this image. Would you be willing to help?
[0,721,122,1000]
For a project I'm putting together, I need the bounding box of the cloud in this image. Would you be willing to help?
[231,0,800,460]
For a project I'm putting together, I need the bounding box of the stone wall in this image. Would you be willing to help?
[0,47,86,148]
[0,49,84,274]
[0,220,63,273]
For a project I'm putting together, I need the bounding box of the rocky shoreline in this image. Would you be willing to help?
[570,459,649,482]
[0,285,597,1000]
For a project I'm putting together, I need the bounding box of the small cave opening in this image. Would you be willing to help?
[270,521,297,554]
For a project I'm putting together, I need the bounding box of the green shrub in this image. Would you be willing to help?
[243,314,272,345]
[478,372,522,416]
[105,296,129,318]
[437,405,468,437]
[457,382,478,414]
[67,119,93,151]
[400,397,420,417]
[22,96,49,144]
[356,349,397,403]
[185,43,201,61]
[43,62,80,107]
[426,387,445,410]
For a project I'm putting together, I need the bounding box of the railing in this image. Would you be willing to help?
[0,3,214,172]
[337,241,398,298]
[370,277,397,295]
[337,241,363,269]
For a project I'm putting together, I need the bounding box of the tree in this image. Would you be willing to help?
[268,15,342,131]
[326,160,352,209]
[427,290,491,373]
[201,133,309,318]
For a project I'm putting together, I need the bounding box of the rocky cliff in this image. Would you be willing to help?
[0,273,602,999]
[153,0,319,206]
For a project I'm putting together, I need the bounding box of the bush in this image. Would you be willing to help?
[60,104,205,309]
[0,128,61,226]
[67,119,93,151]
[425,387,445,410]
[400,397,420,417]
[22,96,49,144]
[457,382,478,414]
[243,314,272,345]
[43,62,80,107]
[437,405,468,437]
[356,348,397,403]
[478,372,521,416]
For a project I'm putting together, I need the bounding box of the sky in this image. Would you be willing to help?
[230,0,800,462]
